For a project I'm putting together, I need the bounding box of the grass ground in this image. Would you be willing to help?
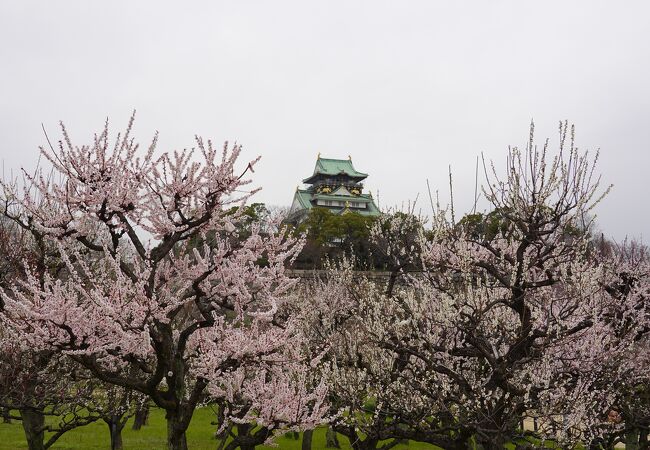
[0,408,441,449]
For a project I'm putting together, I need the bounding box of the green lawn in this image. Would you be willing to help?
[0,408,441,449]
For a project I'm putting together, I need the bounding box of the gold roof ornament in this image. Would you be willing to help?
[348,155,352,160]
[317,152,321,158]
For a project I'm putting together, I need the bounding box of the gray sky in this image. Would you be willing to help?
[1,1,649,240]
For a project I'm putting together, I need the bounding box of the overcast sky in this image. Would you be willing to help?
[1,1,649,240]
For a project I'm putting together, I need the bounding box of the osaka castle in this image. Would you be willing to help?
[286,155,380,224]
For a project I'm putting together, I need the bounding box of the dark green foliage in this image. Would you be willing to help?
[456,209,514,241]
[226,203,270,240]
[457,207,587,243]
[292,208,376,269]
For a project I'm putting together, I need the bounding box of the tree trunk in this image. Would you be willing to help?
[302,429,314,450]
[454,438,473,450]
[166,411,189,450]
[338,428,380,450]
[325,426,341,448]
[477,436,504,450]
[2,407,11,423]
[386,270,399,296]
[106,416,126,450]
[351,438,379,450]
[640,428,649,450]
[216,424,233,450]
[132,404,149,430]
[227,423,266,450]
[627,430,640,450]
[20,408,45,450]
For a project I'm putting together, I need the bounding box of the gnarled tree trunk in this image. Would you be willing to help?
[350,436,379,450]
[325,426,340,448]
[301,429,314,450]
[640,428,649,450]
[166,410,189,450]
[105,415,127,450]
[20,408,45,450]
[477,436,505,450]
[222,423,272,450]
[132,404,149,430]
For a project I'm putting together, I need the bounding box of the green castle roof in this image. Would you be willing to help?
[302,157,368,183]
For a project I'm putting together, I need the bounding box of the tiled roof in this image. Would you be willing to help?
[303,157,368,183]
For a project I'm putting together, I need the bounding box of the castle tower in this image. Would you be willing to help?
[286,155,380,224]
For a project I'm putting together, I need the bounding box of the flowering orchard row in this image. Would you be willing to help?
[0,117,647,450]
